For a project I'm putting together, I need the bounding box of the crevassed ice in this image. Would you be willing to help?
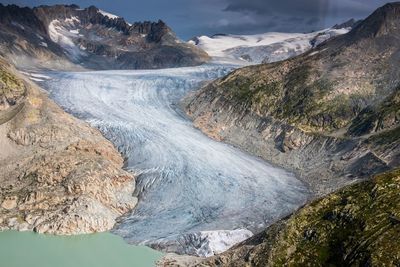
[42,64,310,256]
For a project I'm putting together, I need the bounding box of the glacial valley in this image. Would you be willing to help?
[40,65,309,257]
[0,2,399,266]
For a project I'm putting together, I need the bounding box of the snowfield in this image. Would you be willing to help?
[190,28,350,64]
[98,9,120,19]
[42,65,309,256]
[189,32,303,57]
[48,17,86,60]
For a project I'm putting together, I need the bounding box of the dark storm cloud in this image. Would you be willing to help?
[221,0,388,33]
[224,0,329,16]
[0,0,389,38]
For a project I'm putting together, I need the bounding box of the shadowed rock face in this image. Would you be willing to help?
[0,4,209,70]
[0,57,137,234]
[184,2,400,195]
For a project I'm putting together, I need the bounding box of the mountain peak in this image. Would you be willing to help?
[350,1,400,38]
[332,18,360,29]
[0,3,209,70]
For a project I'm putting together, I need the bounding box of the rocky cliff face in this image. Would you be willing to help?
[200,168,400,266]
[0,4,209,70]
[185,2,400,195]
[0,57,137,234]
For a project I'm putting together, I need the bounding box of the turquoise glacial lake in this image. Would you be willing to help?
[0,231,163,267]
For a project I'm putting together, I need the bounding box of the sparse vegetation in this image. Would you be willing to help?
[217,63,363,132]
[204,169,400,266]
[0,68,25,109]
[348,88,400,136]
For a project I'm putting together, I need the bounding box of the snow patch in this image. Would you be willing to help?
[39,42,48,47]
[98,9,119,19]
[21,72,51,82]
[48,17,86,60]
[36,34,44,40]
[11,21,25,30]
[65,17,80,24]
[30,73,51,79]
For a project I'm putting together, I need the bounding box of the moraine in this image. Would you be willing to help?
[40,64,310,256]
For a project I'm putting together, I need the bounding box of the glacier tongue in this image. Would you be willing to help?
[150,229,253,257]
[42,64,309,256]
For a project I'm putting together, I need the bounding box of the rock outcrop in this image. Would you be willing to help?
[0,57,137,234]
[0,4,209,70]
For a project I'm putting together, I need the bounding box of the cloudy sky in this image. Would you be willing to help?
[1,0,389,39]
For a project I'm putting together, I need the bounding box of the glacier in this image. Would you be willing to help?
[41,64,309,256]
[189,28,350,64]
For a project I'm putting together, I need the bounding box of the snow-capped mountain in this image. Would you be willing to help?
[0,4,209,70]
[189,27,352,64]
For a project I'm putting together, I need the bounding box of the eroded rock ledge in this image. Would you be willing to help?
[0,58,137,234]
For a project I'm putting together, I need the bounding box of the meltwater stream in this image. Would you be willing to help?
[43,64,309,256]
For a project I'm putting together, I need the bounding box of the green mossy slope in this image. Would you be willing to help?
[204,169,400,266]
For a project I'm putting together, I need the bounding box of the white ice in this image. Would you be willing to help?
[194,229,253,257]
[189,32,305,57]
[190,28,350,64]
[48,17,86,60]
[42,64,309,256]
[20,72,51,82]
[98,9,119,19]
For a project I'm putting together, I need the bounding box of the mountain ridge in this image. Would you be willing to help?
[349,2,400,39]
[0,3,209,70]
[184,1,400,194]
[189,25,353,64]
[164,3,400,265]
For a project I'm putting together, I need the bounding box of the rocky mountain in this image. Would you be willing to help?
[0,56,137,234]
[171,3,400,265]
[184,2,400,196]
[0,4,209,70]
[188,27,352,64]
